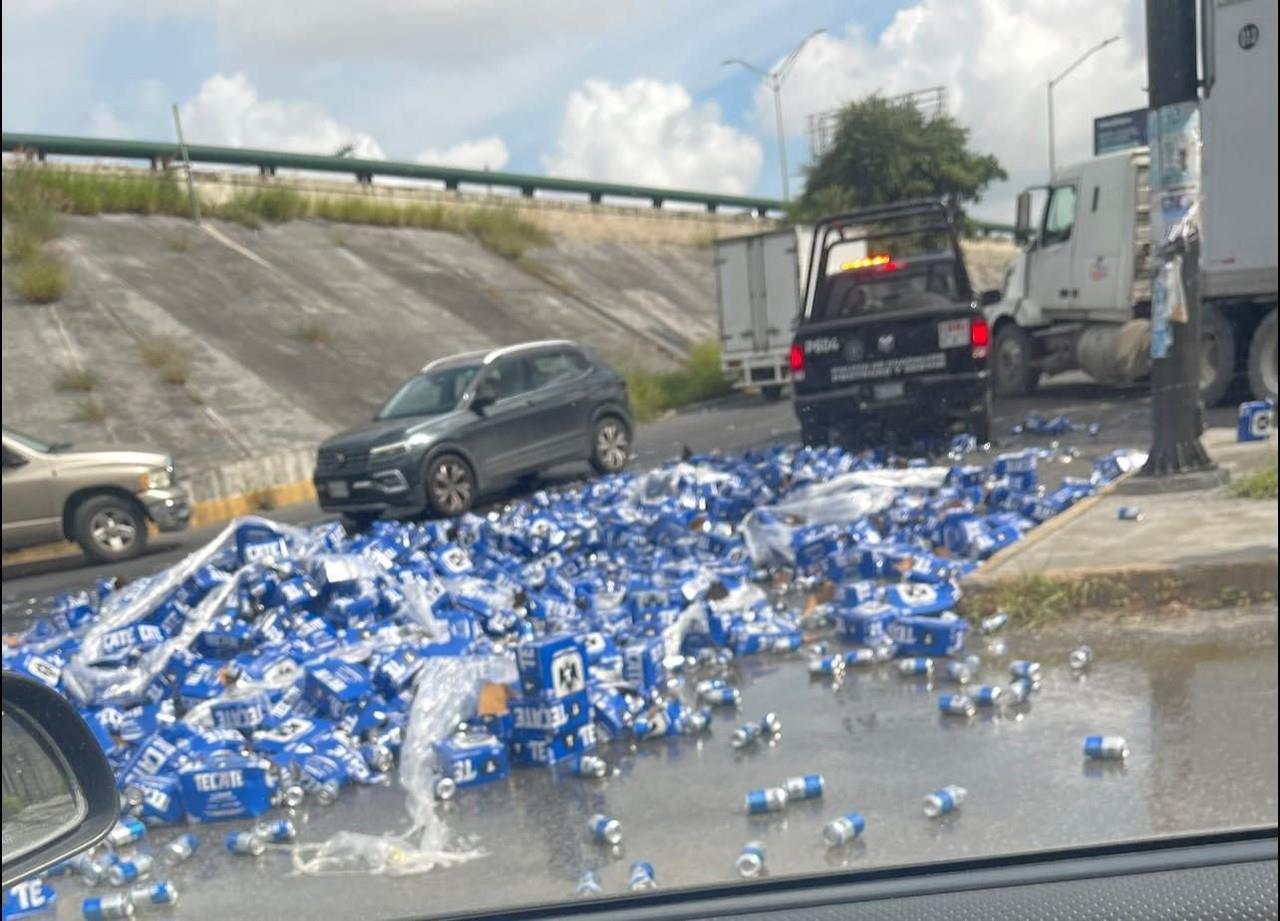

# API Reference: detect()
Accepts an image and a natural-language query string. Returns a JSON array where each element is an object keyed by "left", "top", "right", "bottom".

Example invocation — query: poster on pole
[{"left": 1147, "top": 100, "right": 1201, "bottom": 359}]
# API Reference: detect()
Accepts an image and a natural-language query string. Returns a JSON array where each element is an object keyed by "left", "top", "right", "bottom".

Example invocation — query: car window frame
[
  {"left": 481, "top": 354, "right": 536, "bottom": 402},
  {"left": 527, "top": 347, "right": 592, "bottom": 391}
]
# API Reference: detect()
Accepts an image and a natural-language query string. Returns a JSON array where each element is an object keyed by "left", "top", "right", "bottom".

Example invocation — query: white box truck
[
  {"left": 985, "top": 0, "right": 1277, "bottom": 403},
  {"left": 714, "top": 226, "right": 826, "bottom": 400}
]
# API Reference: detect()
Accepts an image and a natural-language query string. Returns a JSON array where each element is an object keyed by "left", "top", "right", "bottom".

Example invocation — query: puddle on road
[{"left": 43, "top": 607, "right": 1278, "bottom": 921}]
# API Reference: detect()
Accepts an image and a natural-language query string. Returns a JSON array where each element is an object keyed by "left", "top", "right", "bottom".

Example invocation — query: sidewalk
[{"left": 963, "top": 425, "right": 1278, "bottom": 611}]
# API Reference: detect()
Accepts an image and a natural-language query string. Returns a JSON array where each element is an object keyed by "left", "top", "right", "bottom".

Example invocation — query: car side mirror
[
  {"left": 1014, "top": 190, "right": 1033, "bottom": 245},
  {"left": 1, "top": 673, "right": 119, "bottom": 888},
  {"left": 471, "top": 382, "right": 497, "bottom": 414},
  {"left": 979, "top": 289, "right": 1002, "bottom": 307}
]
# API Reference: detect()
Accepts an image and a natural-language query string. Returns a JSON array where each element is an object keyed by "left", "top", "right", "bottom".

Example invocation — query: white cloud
[
  {"left": 544, "top": 78, "right": 763, "bottom": 193},
  {"left": 757, "top": 0, "right": 1147, "bottom": 219},
  {"left": 415, "top": 137, "right": 510, "bottom": 171},
  {"left": 178, "top": 72, "right": 385, "bottom": 158}
]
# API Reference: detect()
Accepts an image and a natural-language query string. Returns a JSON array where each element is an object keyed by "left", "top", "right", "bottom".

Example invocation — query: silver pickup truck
[{"left": 2, "top": 427, "right": 191, "bottom": 562}]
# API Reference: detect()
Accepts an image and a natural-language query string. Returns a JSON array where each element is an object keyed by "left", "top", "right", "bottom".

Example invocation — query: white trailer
[
  {"left": 713, "top": 226, "right": 820, "bottom": 400},
  {"left": 986, "top": 0, "right": 1277, "bottom": 403}
]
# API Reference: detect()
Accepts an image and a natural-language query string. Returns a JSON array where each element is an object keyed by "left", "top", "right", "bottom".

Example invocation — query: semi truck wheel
[
  {"left": 1248, "top": 308, "right": 1277, "bottom": 402},
  {"left": 991, "top": 324, "right": 1040, "bottom": 396},
  {"left": 1199, "top": 306, "right": 1236, "bottom": 406}
]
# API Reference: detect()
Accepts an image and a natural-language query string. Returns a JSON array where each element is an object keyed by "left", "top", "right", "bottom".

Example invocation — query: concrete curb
[
  {"left": 1, "top": 478, "right": 317, "bottom": 569},
  {"left": 959, "top": 556, "right": 1278, "bottom": 616}
]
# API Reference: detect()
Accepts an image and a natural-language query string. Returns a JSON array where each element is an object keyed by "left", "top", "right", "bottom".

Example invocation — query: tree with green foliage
[{"left": 790, "top": 95, "right": 1006, "bottom": 222}]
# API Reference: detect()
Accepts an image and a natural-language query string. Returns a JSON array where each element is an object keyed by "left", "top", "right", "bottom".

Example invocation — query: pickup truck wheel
[
  {"left": 992, "top": 325, "right": 1041, "bottom": 396},
  {"left": 1247, "top": 309, "right": 1277, "bottom": 402},
  {"left": 72, "top": 494, "right": 148, "bottom": 563},
  {"left": 1199, "top": 306, "right": 1236, "bottom": 406}
]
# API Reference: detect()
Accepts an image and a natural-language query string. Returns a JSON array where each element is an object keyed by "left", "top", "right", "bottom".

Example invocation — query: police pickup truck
[{"left": 789, "top": 201, "right": 994, "bottom": 448}]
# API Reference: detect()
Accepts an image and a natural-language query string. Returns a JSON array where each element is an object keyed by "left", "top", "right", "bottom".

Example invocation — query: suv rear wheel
[
  {"left": 72, "top": 494, "right": 148, "bottom": 563},
  {"left": 424, "top": 454, "right": 475, "bottom": 517},
  {"left": 589, "top": 417, "right": 630, "bottom": 475}
]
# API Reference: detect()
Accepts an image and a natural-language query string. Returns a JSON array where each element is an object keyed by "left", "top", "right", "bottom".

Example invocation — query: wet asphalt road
[
  {"left": 35, "top": 606, "right": 1278, "bottom": 921},
  {"left": 3, "top": 372, "right": 1228, "bottom": 627}
]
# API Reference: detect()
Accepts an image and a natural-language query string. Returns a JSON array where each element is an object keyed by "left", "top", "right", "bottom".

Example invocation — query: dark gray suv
[{"left": 314, "top": 340, "right": 632, "bottom": 524}]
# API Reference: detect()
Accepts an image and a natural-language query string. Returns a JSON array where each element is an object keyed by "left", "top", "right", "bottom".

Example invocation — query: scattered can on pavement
[
  {"left": 1009, "top": 660, "right": 1040, "bottom": 680},
  {"left": 979, "top": 612, "right": 1009, "bottom": 634},
  {"left": 255, "top": 819, "right": 296, "bottom": 843},
  {"left": 628, "top": 861, "right": 657, "bottom": 891},
  {"left": 1084, "top": 735, "right": 1129, "bottom": 761},
  {"left": 576, "top": 755, "right": 609, "bottom": 778},
  {"left": 106, "top": 818, "right": 146, "bottom": 849},
  {"left": 225, "top": 832, "right": 265, "bottom": 857},
  {"left": 128, "top": 881, "right": 179, "bottom": 909},
  {"left": 576, "top": 870, "right": 603, "bottom": 897},
  {"left": 822, "top": 811, "right": 866, "bottom": 846},
  {"left": 971, "top": 685, "right": 1002, "bottom": 707},
  {"left": 923, "top": 785, "right": 967, "bottom": 818},
  {"left": 783, "top": 774, "right": 824, "bottom": 801},
  {"left": 1069, "top": 646, "right": 1094, "bottom": 670},
  {"left": 588, "top": 813, "right": 623, "bottom": 845},
  {"left": 107, "top": 855, "right": 153, "bottom": 887},
  {"left": 433, "top": 776, "right": 457, "bottom": 801},
  {"left": 736, "top": 841, "right": 766, "bottom": 878},
  {"left": 938, "top": 694, "right": 976, "bottom": 718},
  {"left": 1117, "top": 506, "right": 1143, "bottom": 521},
  {"left": 161, "top": 833, "right": 199, "bottom": 866},
  {"left": 943, "top": 661, "right": 973, "bottom": 684},
  {"left": 897, "top": 658, "right": 934, "bottom": 677},
  {"left": 744, "top": 787, "right": 789, "bottom": 815},
  {"left": 81, "top": 894, "right": 134, "bottom": 920}
]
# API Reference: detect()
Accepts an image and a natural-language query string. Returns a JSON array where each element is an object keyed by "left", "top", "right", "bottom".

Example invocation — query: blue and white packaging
[
  {"left": 3, "top": 878, "right": 56, "bottom": 919},
  {"left": 516, "top": 633, "right": 588, "bottom": 699},
  {"left": 304, "top": 660, "right": 372, "bottom": 719},
  {"left": 509, "top": 723, "right": 597, "bottom": 767},
  {"left": 434, "top": 730, "right": 509, "bottom": 787},
  {"left": 131, "top": 773, "right": 185, "bottom": 825},
  {"left": 235, "top": 522, "right": 291, "bottom": 566},
  {"left": 1238, "top": 399, "right": 1275, "bottom": 442},
  {"left": 508, "top": 690, "right": 590, "bottom": 741},
  {"left": 210, "top": 692, "right": 271, "bottom": 732},
  {"left": 887, "top": 613, "right": 969, "bottom": 657},
  {"left": 622, "top": 637, "right": 665, "bottom": 691},
  {"left": 177, "top": 756, "right": 273, "bottom": 822},
  {"left": 836, "top": 601, "right": 898, "bottom": 644},
  {"left": 882, "top": 581, "right": 957, "bottom": 616}
]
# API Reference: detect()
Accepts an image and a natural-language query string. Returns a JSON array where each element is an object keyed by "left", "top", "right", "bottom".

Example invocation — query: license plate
[
  {"left": 937, "top": 318, "right": 971, "bottom": 349},
  {"left": 327, "top": 480, "right": 349, "bottom": 499},
  {"left": 874, "top": 382, "right": 905, "bottom": 400}
]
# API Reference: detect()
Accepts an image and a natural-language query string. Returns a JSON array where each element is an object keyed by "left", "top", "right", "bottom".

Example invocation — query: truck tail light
[
  {"left": 970, "top": 318, "right": 990, "bottom": 360},
  {"left": 788, "top": 343, "right": 806, "bottom": 382}
]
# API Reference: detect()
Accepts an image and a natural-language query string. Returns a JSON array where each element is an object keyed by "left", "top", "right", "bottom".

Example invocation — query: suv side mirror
[
  {"left": 1, "top": 673, "right": 119, "bottom": 887},
  {"left": 979, "top": 289, "right": 1003, "bottom": 307},
  {"left": 1015, "top": 190, "right": 1033, "bottom": 245},
  {"left": 471, "top": 380, "right": 497, "bottom": 414}
]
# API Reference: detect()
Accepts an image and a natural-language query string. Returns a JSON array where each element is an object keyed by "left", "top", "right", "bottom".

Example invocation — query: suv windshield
[{"left": 376, "top": 365, "right": 480, "bottom": 420}]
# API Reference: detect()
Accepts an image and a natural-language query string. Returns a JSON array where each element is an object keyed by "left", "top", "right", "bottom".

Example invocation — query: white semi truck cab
[{"left": 986, "top": 0, "right": 1276, "bottom": 403}]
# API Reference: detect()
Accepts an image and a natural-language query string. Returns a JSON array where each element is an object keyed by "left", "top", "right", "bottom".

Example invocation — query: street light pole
[
  {"left": 1047, "top": 34, "right": 1120, "bottom": 177},
  {"left": 725, "top": 28, "right": 825, "bottom": 202}
]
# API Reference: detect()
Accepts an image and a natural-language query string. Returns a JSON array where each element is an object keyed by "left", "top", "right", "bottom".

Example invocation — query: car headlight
[
  {"left": 142, "top": 467, "right": 172, "bottom": 489},
  {"left": 370, "top": 433, "right": 432, "bottom": 460}
]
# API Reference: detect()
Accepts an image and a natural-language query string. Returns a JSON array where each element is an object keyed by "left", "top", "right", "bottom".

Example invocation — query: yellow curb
[{"left": 1, "top": 479, "right": 317, "bottom": 570}]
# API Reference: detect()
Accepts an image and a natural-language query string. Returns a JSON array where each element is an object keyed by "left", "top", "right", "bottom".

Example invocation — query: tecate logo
[{"left": 804, "top": 337, "right": 841, "bottom": 355}]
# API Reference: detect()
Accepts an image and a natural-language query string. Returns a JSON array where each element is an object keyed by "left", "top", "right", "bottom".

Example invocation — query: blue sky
[{"left": 2, "top": 1, "right": 1147, "bottom": 219}]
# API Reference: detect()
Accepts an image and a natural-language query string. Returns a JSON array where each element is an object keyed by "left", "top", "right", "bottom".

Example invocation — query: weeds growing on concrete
[
  {"left": 291, "top": 318, "right": 333, "bottom": 346},
  {"left": 54, "top": 366, "right": 99, "bottom": 392},
  {"left": 139, "top": 335, "right": 193, "bottom": 386},
  {"left": 461, "top": 208, "right": 551, "bottom": 260},
  {"left": 13, "top": 167, "right": 190, "bottom": 217},
  {"left": 7, "top": 254, "right": 70, "bottom": 303},
  {"left": 1228, "top": 463, "right": 1278, "bottom": 500},
  {"left": 247, "top": 487, "right": 277, "bottom": 512},
  {"left": 164, "top": 231, "right": 193, "bottom": 252},
  {"left": 624, "top": 341, "right": 733, "bottom": 423},
  {"left": 73, "top": 397, "right": 109, "bottom": 424}
]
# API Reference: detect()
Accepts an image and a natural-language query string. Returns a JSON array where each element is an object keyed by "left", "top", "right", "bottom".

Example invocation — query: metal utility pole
[
  {"left": 171, "top": 104, "right": 201, "bottom": 224},
  {"left": 1047, "top": 35, "right": 1119, "bottom": 176},
  {"left": 724, "top": 28, "right": 825, "bottom": 202},
  {"left": 1140, "top": 0, "right": 1213, "bottom": 477}
]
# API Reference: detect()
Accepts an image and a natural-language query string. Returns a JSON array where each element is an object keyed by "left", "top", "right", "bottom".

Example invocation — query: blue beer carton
[
  {"left": 509, "top": 723, "right": 598, "bottom": 767},
  {"left": 516, "top": 633, "right": 589, "bottom": 699},
  {"left": 1238, "top": 400, "right": 1275, "bottom": 442},
  {"left": 3, "top": 878, "right": 56, "bottom": 919},
  {"left": 177, "top": 755, "right": 274, "bottom": 822},
  {"left": 434, "top": 730, "right": 508, "bottom": 788},
  {"left": 622, "top": 637, "right": 666, "bottom": 691},
  {"left": 837, "top": 601, "right": 899, "bottom": 644},
  {"left": 235, "top": 522, "right": 291, "bottom": 566},
  {"left": 882, "top": 581, "right": 957, "bottom": 616},
  {"left": 887, "top": 613, "right": 969, "bottom": 656},
  {"left": 304, "top": 660, "right": 372, "bottom": 719},
  {"left": 209, "top": 692, "right": 271, "bottom": 732},
  {"left": 132, "top": 773, "right": 185, "bottom": 825},
  {"left": 508, "top": 690, "right": 590, "bottom": 741}
]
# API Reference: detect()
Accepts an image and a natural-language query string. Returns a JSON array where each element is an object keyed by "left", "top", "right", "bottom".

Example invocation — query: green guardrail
[
  {"left": 1, "top": 132, "right": 781, "bottom": 215},
  {"left": 1, "top": 131, "right": 1016, "bottom": 235}
]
